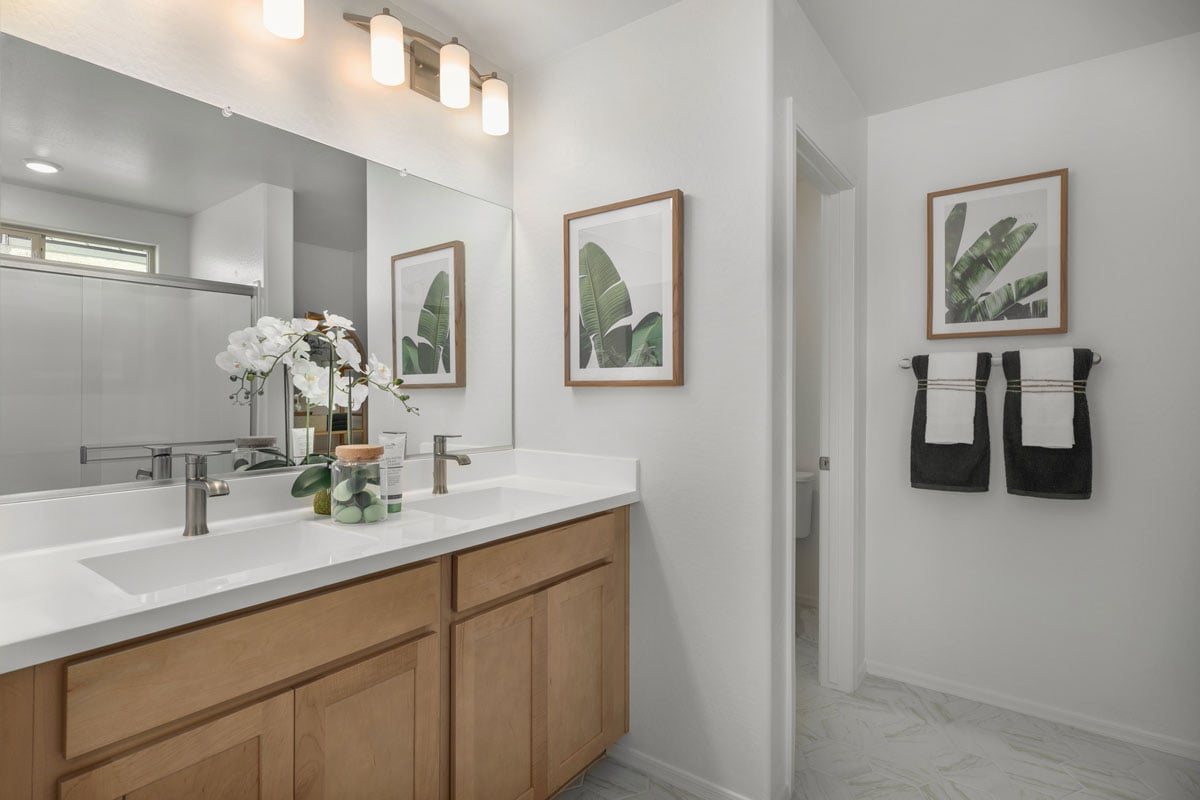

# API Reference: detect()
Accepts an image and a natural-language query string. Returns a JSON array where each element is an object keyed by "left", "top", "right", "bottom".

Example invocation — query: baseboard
[
  {"left": 606, "top": 744, "right": 758, "bottom": 800},
  {"left": 865, "top": 659, "right": 1200, "bottom": 762}
]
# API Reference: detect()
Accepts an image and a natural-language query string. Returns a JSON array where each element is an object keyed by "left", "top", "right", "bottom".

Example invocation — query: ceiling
[
  {"left": 795, "top": 0, "right": 1200, "bottom": 114},
  {"left": 333, "top": 0, "right": 682, "bottom": 73},
  {"left": 0, "top": 35, "right": 367, "bottom": 252}
]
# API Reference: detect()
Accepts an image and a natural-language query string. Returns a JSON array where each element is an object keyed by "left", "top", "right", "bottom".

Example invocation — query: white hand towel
[
  {"left": 1020, "top": 347, "right": 1075, "bottom": 448},
  {"left": 925, "top": 352, "right": 978, "bottom": 445}
]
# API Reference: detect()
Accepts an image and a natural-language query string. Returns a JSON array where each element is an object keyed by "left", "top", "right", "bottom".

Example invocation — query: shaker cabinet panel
[
  {"left": 453, "top": 594, "right": 547, "bottom": 800},
  {"left": 295, "top": 634, "right": 440, "bottom": 800},
  {"left": 57, "top": 692, "right": 292, "bottom": 800},
  {"left": 1, "top": 667, "right": 34, "bottom": 800},
  {"left": 546, "top": 565, "right": 623, "bottom": 791}
]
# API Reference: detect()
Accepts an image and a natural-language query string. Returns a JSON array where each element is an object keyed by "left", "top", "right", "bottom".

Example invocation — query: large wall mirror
[{"left": 0, "top": 34, "right": 513, "bottom": 500}]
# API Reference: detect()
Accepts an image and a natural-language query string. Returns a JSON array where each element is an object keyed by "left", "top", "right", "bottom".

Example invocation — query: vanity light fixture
[
  {"left": 481, "top": 75, "right": 509, "bottom": 136},
  {"left": 370, "top": 10, "right": 406, "bottom": 86},
  {"left": 263, "top": 0, "right": 304, "bottom": 39},
  {"left": 24, "top": 158, "right": 62, "bottom": 174},
  {"left": 343, "top": 10, "right": 510, "bottom": 136},
  {"left": 439, "top": 38, "right": 471, "bottom": 109}
]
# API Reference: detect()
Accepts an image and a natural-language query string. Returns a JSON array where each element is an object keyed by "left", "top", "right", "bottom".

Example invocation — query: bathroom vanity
[{"left": 0, "top": 452, "right": 638, "bottom": 800}]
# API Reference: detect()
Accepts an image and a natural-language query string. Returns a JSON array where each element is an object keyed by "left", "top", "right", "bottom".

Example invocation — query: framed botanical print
[
  {"left": 564, "top": 189, "right": 683, "bottom": 386},
  {"left": 391, "top": 241, "right": 465, "bottom": 388},
  {"left": 928, "top": 169, "right": 1067, "bottom": 339}
]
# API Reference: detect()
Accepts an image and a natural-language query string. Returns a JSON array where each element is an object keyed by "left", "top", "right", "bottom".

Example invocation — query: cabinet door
[
  {"left": 295, "top": 635, "right": 440, "bottom": 800},
  {"left": 453, "top": 594, "right": 547, "bottom": 800},
  {"left": 546, "top": 565, "right": 624, "bottom": 791},
  {"left": 57, "top": 692, "right": 292, "bottom": 800}
]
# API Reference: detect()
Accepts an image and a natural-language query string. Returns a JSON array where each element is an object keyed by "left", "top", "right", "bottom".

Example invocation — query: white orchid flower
[
  {"left": 323, "top": 310, "right": 355, "bottom": 330},
  {"left": 333, "top": 336, "right": 361, "bottom": 369},
  {"left": 255, "top": 316, "right": 290, "bottom": 338},
  {"left": 292, "top": 361, "right": 330, "bottom": 405},
  {"left": 291, "top": 317, "right": 319, "bottom": 334},
  {"left": 334, "top": 373, "right": 369, "bottom": 411},
  {"left": 228, "top": 327, "right": 260, "bottom": 350},
  {"left": 366, "top": 354, "right": 392, "bottom": 383},
  {"left": 215, "top": 345, "right": 253, "bottom": 374}
]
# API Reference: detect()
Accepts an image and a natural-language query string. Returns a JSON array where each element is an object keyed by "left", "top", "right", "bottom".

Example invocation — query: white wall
[
  {"left": 0, "top": 0, "right": 512, "bottom": 208},
  {"left": 366, "top": 163, "right": 513, "bottom": 457},
  {"left": 513, "top": 1, "right": 776, "bottom": 796},
  {"left": 190, "top": 184, "right": 294, "bottom": 439},
  {"left": 293, "top": 241, "right": 362, "bottom": 340},
  {"left": 864, "top": 33, "right": 1200, "bottom": 757},
  {"left": 0, "top": 183, "right": 191, "bottom": 275}
]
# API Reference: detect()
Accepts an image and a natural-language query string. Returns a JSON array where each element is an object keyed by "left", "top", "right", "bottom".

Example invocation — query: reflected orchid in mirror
[{"left": 215, "top": 314, "right": 418, "bottom": 416}]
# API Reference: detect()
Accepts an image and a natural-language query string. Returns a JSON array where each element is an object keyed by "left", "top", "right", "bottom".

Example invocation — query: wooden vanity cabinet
[
  {"left": 295, "top": 635, "right": 441, "bottom": 800},
  {"left": 452, "top": 509, "right": 629, "bottom": 800},
  {"left": 0, "top": 506, "right": 630, "bottom": 800},
  {"left": 57, "top": 692, "right": 294, "bottom": 800}
]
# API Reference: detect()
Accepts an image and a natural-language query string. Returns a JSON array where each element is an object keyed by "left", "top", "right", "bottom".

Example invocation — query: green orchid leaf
[
  {"left": 627, "top": 312, "right": 663, "bottom": 367},
  {"left": 945, "top": 203, "right": 966, "bottom": 283},
  {"left": 244, "top": 459, "right": 290, "bottom": 472},
  {"left": 578, "top": 242, "right": 633, "bottom": 368},
  {"left": 290, "top": 464, "right": 331, "bottom": 497}
]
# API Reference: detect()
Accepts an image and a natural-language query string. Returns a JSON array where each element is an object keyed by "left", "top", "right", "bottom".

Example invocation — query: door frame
[{"left": 779, "top": 96, "right": 865, "bottom": 783}]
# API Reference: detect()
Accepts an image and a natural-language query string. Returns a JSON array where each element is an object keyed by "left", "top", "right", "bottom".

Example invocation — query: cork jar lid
[{"left": 335, "top": 444, "right": 385, "bottom": 462}]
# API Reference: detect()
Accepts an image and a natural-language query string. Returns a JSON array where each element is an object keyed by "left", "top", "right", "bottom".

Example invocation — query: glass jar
[{"left": 331, "top": 444, "right": 388, "bottom": 524}]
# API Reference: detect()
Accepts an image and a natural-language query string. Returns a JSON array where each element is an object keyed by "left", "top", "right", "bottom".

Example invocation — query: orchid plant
[
  {"left": 216, "top": 312, "right": 418, "bottom": 508},
  {"left": 216, "top": 311, "right": 416, "bottom": 417}
]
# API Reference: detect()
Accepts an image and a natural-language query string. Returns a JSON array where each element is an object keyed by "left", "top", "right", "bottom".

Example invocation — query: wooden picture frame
[
  {"left": 391, "top": 241, "right": 465, "bottom": 389},
  {"left": 564, "top": 189, "right": 684, "bottom": 386},
  {"left": 927, "top": 168, "right": 1067, "bottom": 339}
]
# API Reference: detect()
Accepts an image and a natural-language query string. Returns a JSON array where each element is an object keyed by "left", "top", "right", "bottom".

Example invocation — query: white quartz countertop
[{"left": 0, "top": 450, "right": 638, "bottom": 673}]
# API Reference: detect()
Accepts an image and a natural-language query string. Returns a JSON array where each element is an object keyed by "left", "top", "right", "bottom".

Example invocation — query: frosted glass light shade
[
  {"left": 481, "top": 78, "right": 509, "bottom": 136},
  {"left": 440, "top": 40, "right": 471, "bottom": 109},
  {"left": 370, "top": 13, "right": 406, "bottom": 86},
  {"left": 263, "top": 0, "right": 304, "bottom": 39}
]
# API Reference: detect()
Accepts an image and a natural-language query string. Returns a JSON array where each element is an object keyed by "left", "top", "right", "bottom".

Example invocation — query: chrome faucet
[
  {"left": 432, "top": 434, "right": 472, "bottom": 495},
  {"left": 183, "top": 453, "right": 230, "bottom": 537},
  {"left": 136, "top": 445, "right": 174, "bottom": 481}
]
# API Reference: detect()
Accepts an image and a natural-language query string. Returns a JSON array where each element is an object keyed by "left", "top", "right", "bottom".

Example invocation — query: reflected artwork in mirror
[{"left": 0, "top": 34, "right": 513, "bottom": 500}]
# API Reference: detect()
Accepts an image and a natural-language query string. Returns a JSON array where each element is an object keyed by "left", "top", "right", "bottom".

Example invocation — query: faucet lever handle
[{"left": 433, "top": 434, "right": 463, "bottom": 454}]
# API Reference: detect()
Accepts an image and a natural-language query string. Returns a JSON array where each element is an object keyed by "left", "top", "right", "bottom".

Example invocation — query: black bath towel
[
  {"left": 909, "top": 353, "right": 991, "bottom": 492},
  {"left": 1002, "top": 348, "right": 1094, "bottom": 499}
]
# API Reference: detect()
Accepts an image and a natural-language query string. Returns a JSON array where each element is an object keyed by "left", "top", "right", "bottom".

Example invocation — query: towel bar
[{"left": 898, "top": 353, "right": 1101, "bottom": 370}]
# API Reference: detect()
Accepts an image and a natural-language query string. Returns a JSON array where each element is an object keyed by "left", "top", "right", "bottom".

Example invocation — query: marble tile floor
[
  {"left": 793, "top": 638, "right": 1200, "bottom": 800},
  {"left": 553, "top": 639, "right": 1200, "bottom": 800},
  {"left": 553, "top": 758, "right": 706, "bottom": 800}
]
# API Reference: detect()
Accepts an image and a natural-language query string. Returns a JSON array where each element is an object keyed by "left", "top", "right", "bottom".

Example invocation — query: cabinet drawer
[
  {"left": 64, "top": 562, "right": 439, "bottom": 759},
  {"left": 453, "top": 512, "right": 616, "bottom": 611}
]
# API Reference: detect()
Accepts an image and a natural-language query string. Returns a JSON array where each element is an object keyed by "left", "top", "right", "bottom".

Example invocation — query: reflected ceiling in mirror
[{"left": 0, "top": 34, "right": 513, "bottom": 502}]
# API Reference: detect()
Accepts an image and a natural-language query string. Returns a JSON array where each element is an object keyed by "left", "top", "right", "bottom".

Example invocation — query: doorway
[{"left": 777, "top": 101, "right": 864, "bottom": 794}]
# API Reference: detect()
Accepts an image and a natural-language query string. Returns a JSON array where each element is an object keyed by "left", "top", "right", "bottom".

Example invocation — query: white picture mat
[
  {"left": 394, "top": 247, "right": 458, "bottom": 386},
  {"left": 568, "top": 197, "right": 675, "bottom": 381},
  {"left": 930, "top": 174, "right": 1062, "bottom": 336}
]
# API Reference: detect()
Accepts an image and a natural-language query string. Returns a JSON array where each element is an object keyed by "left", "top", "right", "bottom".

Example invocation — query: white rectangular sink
[
  {"left": 406, "top": 487, "right": 562, "bottom": 521},
  {"left": 81, "top": 522, "right": 375, "bottom": 595}
]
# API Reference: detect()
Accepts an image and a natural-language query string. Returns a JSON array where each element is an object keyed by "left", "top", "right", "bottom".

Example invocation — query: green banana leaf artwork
[
  {"left": 944, "top": 202, "right": 1047, "bottom": 323},
  {"left": 577, "top": 241, "right": 663, "bottom": 369},
  {"left": 401, "top": 269, "right": 451, "bottom": 374}
]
